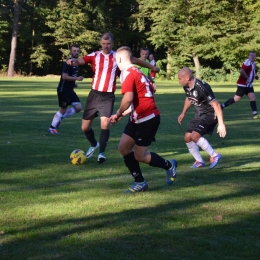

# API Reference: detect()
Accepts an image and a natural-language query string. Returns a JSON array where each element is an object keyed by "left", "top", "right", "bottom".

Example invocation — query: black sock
[
  {"left": 99, "top": 129, "right": 109, "bottom": 153},
  {"left": 223, "top": 97, "right": 235, "bottom": 108},
  {"left": 124, "top": 151, "right": 144, "bottom": 182},
  {"left": 250, "top": 101, "right": 257, "bottom": 114},
  {"left": 149, "top": 152, "right": 171, "bottom": 170},
  {"left": 84, "top": 128, "right": 97, "bottom": 147}
]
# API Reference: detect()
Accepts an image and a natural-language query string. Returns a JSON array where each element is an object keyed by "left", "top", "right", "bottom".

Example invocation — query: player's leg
[
  {"left": 184, "top": 118, "right": 205, "bottom": 167},
  {"left": 134, "top": 116, "right": 177, "bottom": 185},
  {"left": 62, "top": 102, "right": 82, "bottom": 119},
  {"left": 82, "top": 90, "right": 100, "bottom": 158},
  {"left": 96, "top": 92, "right": 115, "bottom": 163},
  {"left": 118, "top": 128, "right": 148, "bottom": 192},
  {"left": 248, "top": 90, "right": 259, "bottom": 118},
  {"left": 191, "top": 119, "right": 222, "bottom": 169},
  {"left": 48, "top": 91, "right": 67, "bottom": 134},
  {"left": 221, "top": 87, "right": 243, "bottom": 108}
]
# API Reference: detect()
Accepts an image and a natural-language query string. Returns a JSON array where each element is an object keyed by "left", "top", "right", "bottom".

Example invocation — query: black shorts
[
  {"left": 57, "top": 88, "right": 80, "bottom": 108},
  {"left": 123, "top": 115, "right": 160, "bottom": 147},
  {"left": 235, "top": 86, "right": 255, "bottom": 97},
  {"left": 187, "top": 115, "right": 217, "bottom": 136},
  {"left": 83, "top": 89, "right": 115, "bottom": 119}
]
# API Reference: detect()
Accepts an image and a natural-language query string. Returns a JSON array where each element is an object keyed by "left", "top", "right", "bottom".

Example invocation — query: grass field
[{"left": 0, "top": 77, "right": 260, "bottom": 260}]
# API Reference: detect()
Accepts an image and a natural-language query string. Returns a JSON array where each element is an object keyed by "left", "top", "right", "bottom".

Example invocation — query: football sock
[
  {"left": 149, "top": 152, "right": 171, "bottom": 170},
  {"left": 50, "top": 111, "right": 63, "bottom": 128},
  {"left": 99, "top": 129, "right": 109, "bottom": 153},
  {"left": 62, "top": 107, "right": 76, "bottom": 118},
  {"left": 222, "top": 97, "right": 235, "bottom": 108},
  {"left": 186, "top": 141, "right": 204, "bottom": 162},
  {"left": 250, "top": 101, "right": 257, "bottom": 115},
  {"left": 196, "top": 137, "right": 217, "bottom": 157},
  {"left": 124, "top": 151, "right": 144, "bottom": 182},
  {"left": 84, "top": 128, "right": 97, "bottom": 147}
]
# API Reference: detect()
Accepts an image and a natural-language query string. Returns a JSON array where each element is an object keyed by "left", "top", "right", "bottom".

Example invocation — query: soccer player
[
  {"left": 177, "top": 67, "right": 226, "bottom": 169},
  {"left": 221, "top": 51, "right": 259, "bottom": 118},
  {"left": 67, "top": 33, "right": 159, "bottom": 163},
  {"left": 110, "top": 46, "right": 177, "bottom": 193},
  {"left": 48, "top": 44, "right": 83, "bottom": 134}
]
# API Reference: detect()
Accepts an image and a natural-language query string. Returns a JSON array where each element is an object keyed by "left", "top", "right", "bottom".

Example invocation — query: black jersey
[
  {"left": 57, "top": 58, "right": 79, "bottom": 92},
  {"left": 184, "top": 78, "right": 216, "bottom": 116}
]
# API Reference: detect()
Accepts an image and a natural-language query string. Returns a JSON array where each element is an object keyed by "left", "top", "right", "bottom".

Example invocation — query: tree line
[{"left": 0, "top": 0, "right": 259, "bottom": 80}]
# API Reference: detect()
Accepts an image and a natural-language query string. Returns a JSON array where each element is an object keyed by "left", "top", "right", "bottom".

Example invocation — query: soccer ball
[{"left": 70, "top": 149, "right": 86, "bottom": 165}]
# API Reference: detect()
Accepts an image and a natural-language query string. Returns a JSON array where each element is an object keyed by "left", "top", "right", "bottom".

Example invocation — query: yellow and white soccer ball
[{"left": 70, "top": 149, "right": 86, "bottom": 165}]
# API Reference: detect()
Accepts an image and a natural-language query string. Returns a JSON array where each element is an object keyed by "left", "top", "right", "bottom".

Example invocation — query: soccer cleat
[
  {"left": 190, "top": 161, "right": 206, "bottom": 168},
  {"left": 85, "top": 142, "right": 100, "bottom": 158},
  {"left": 124, "top": 181, "right": 148, "bottom": 193},
  {"left": 97, "top": 152, "right": 106, "bottom": 163},
  {"left": 209, "top": 153, "right": 222, "bottom": 169},
  {"left": 48, "top": 128, "right": 59, "bottom": 134},
  {"left": 166, "top": 159, "right": 177, "bottom": 184},
  {"left": 253, "top": 114, "right": 260, "bottom": 119}
]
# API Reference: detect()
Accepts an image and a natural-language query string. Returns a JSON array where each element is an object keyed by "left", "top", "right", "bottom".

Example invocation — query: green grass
[{"left": 0, "top": 77, "right": 260, "bottom": 260}]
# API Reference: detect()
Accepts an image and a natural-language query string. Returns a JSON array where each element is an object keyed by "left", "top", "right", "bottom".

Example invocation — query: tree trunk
[
  {"left": 7, "top": 0, "right": 20, "bottom": 77},
  {"left": 193, "top": 53, "right": 201, "bottom": 79}
]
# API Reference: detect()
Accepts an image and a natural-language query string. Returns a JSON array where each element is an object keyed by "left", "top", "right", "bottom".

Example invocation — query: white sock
[
  {"left": 63, "top": 107, "right": 76, "bottom": 118},
  {"left": 196, "top": 137, "right": 217, "bottom": 157},
  {"left": 186, "top": 141, "right": 204, "bottom": 162},
  {"left": 51, "top": 111, "right": 63, "bottom": 128}
]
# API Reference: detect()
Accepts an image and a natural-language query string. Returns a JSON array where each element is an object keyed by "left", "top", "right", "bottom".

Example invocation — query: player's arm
[
  {"left": 240, "top": 68, "right": 248, "bottom": 80},
  {"left": 178, "top": 97, "right": 191, "bottom": 125},
  {"left": 110, "top": 92, "right": 133, "bottom": 123},
  {"left": 132, "top": 56, "right": 160, "bottom": 73},
  {"left": 66, "top": 58, "right": 86, "bottom": 66},
  {"left": 62, "top": 73, "right": 84, "bottom": 81},
  {"left": 210, "top": 100, "right": 226, "bottom": 138}
]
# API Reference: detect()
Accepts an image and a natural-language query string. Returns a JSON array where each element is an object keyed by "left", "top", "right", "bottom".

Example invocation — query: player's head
[
  {"left": 248, "top": 51, "right": 256, "bottom": 62},
  {"left": 140, "top": 47, "right": 149, "bottom": 61},
  {"left": 178, "top": 67, "right": 194, "bottom": 87},
  {"left": 116, "top": 46, "right": 132, "bottom": 71},
  {"left": 70, "top": 44, "right": 80, "bottom": 58},
  {"left": 149, "top": 54, "right": 154, "bottom": 61},
  {"left": 100, "top": 32, "right": 114, "bottom": 54}
]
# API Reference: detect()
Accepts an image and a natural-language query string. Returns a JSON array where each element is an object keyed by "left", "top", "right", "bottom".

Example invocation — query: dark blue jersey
[
  {"left": 57, "top": 58, "right": 79, "bottom": 92},
  {"left": 183, "top": 78, "right": 216, "bottom": 116}
]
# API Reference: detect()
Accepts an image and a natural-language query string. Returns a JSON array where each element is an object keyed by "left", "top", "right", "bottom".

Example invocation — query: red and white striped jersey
[
  {"left": 237, "top": 59, "right": 256, "bottom": 87},
  {"left": 82, "top": 50, "right": 119, "bottom": 92},
  {"left": 120, "top": 65, "right": 159, "bottom": 123}
]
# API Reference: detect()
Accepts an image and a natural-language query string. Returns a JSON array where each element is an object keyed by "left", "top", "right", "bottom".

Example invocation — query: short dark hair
[
  {"left": 140, "top": 47, "right": 149, "bottom": 52},
  {"left": 101, "top": 32, "right": 114, "bottom": 43},
  {"left": 70, "top": 44, "right": 80, "bottom": 51}
]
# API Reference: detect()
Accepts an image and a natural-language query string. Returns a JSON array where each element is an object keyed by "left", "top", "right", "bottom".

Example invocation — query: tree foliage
[{"left": 0, "top": 0, "right": 259, "bottom": 78}]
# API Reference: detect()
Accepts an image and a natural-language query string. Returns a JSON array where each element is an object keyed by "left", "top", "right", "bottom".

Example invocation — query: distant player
[
  {"left": 178, "top": 67, "right": 226, "bottom": 169},
  {"left": 221, "top": 51, "right": 259, "bottom": 118},
  {"left": 48, "top": 44, "right": 83, "bottom": 134}
]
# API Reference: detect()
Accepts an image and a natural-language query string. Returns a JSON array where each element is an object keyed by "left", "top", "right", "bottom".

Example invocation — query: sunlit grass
[{"left": 0, "top": 78, "right": 259, "bottom": 260}]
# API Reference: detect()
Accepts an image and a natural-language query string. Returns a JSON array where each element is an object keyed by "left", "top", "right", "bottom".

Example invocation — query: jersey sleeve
[
  {"left": 82, "top": 52, "right": 95, "bottom": 64},
  {"left": 121, "top": 70, "right": 135, "bottom": 94},
  {"left": 62, "top": 61, "right": 71, "bottom": 74},
  {"left": 196, "top": 81, "right": 216, "bottom": 104}
]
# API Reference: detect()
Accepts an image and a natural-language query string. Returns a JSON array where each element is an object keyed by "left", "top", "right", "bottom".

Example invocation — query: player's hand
[
  {"left": 67, "top": 59, "right": 78, "bottom": 66},
  {"left": 178, "top": 114, "right": 185, "bottom": 125},
  {"left": 77, "top": 76, "right": 84, "bottom": 81},
  {"left": 109, "top": 114, "right": 119, "bottom": 125},
  {"left": 154, "top": 67, "right": 160, "bottom": 73},
  {"left": 217, "top": 124, "right": 226, "bottom": 138}
]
